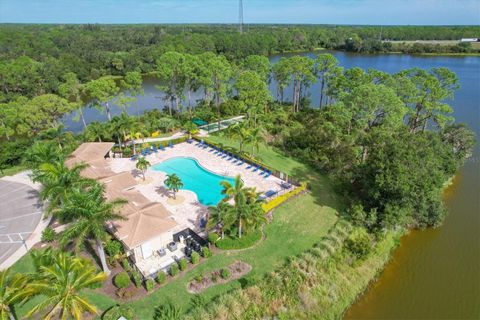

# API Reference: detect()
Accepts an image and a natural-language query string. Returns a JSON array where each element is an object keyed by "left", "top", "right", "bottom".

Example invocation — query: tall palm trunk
[
  {"left": 8, "top": 307, "right": 15, "bottom": 320},
  {"left": 169, "top": 97, "right": 174, "bottom": 117},
  {"left": 238, "top": 219, "right": 242, "bottom": 239},
  {"left": 79, "top": 108, "right": 87, "bottom": 129},
  {"left": 188, "top": 89, "right": 192, "bottom": 119},
  {"left": 104, "top": 102, "right": 112, "bottom": 121},
  {"left": 319, "top": 78, "right": 326, "bottom": 107},
  {"left": 96, "top": 238, "right": 110, "bottom": 275}
]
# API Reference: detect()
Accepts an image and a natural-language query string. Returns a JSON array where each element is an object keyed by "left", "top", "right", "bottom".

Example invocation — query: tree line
[{"left": 1, "top": 24, "right": 480, "bottom": 100}]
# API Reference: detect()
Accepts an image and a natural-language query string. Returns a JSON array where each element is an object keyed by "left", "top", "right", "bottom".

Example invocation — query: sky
[{"left": 0, "top": 0, "right": 479, "bottom": 25}]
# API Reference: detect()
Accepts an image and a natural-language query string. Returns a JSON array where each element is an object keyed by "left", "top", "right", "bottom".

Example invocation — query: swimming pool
[{"left": 151, "top": 157, "right": 235, "bottom": 206}]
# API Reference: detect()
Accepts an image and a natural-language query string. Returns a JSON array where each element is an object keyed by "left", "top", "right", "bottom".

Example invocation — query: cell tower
[{"left": 239, "top": 0, "right": 244, "bottom": 34}]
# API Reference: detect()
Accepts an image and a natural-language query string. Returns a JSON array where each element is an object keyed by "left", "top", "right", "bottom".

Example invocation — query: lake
[{"left": 67, "top": 51, "right": 480, "bottom": 319}]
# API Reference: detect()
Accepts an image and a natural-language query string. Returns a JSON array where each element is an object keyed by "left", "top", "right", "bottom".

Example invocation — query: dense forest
[{"left": 1, "top": 24, "right": 479, "bottom": 101}]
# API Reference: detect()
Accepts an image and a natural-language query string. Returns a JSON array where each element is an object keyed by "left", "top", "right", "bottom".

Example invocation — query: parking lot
[{"left": 0, "top": 180, "right": 43, "bottom": 266}]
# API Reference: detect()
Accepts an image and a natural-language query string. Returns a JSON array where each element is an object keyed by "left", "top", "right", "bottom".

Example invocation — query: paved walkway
[
  {"left": 132, "top": 131, "right": 186, "bottom": 145},
  {"left": 0, "top": 171, "right": 48, "bottom": 270}
]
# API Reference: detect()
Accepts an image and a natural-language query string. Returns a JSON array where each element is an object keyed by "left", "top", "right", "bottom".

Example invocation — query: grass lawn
[
  {"left": 0, "top": 164, "right": 27, "bottom": 178},
  {"left": 12, "top": 136, "right": 341, "bottom": 319}
]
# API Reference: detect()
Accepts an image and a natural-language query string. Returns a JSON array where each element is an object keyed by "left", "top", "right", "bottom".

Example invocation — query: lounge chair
[
  {"left": 246, "top": 162, "right": 253, "bottom": 169},
  {"left": 152, "top": 146, "right": 158, "bottom": 153},
  {"left": 237, "top": 159, "right": 244, "bottom": 166},
  {"left": 159, "top": 145, "right": 165, "bottom": 151},
  {"left": 130, "top": 154, "right": 138, "bottom": 161},
  {"left": 281, "top": 182, "right": 292, "bottom": 189},
  {"left": 264, "top": 170, "right": 271, "bottom": 178},
  {"left": 253, "top": 165, "right": 260, "bottom": 172},
  {"left": 222, "top": 152, "right": 228, "bottom": 159},
  {"left": 169, "top": 142, "right": 174, "bottom": 148},
  {"left": 259, "top": 168, "right": 267, "bottom": 175},
  {"left": 227, "top": 153, "right": 233, "bottom": 160},
  {"left": 232, "top": 156, "right": 238, "bottom": 163},
  {"left": 187, "top": 139, "right": 193, "bottom": 144},
  {"left": 264, "top": 190, "right": 277, "bottom": 198}
]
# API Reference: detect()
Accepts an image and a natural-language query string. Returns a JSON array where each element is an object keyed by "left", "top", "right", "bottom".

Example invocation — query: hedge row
[{"left": 261, "top": 184, "right": 307, "bottom": 213}]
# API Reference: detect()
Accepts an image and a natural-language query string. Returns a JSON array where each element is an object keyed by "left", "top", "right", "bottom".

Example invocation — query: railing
[{"left": 198, "top": 115, "right": 245, "bottom": 133}]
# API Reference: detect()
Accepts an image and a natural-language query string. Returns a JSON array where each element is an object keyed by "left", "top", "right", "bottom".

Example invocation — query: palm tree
[
  {"left": 220, "top": 175, "right": 264, "bottom": 238},
  {"left": 23, "top": 141, "right": 63, "bottom": 169},
  {"left": 57, "top": 183, "right": 127, "bottom": 275},
  {"left": 37, "top": 124, "right": 71, "bottom": 151},
  {"left": 136, "top": 157, "right": 150, "bottom": 181},
  {"left": 220, "top": 175, "right": 248, "bottom": 205},
  {"left": 247, "top": 127, "right": 265, "bottom": 157},
  {"left": 111, "top": 112, "right": 134, "bottom": 147},
  {"left": 84, "top": 121, "right": 106, "bottom": 142},
  {"left": 207, "top": 202, "right": 235, "bottom": 239},
  {"left": 27, "top": 250, "right": 106, "bottom": 320},
  {"left": 32, "top": 161, "right": 94, "bottom": 215},
  {"left": 125, "top": 128, "right": 146, "bottom": 155},
  {"left": 164, "top": 174, "right": 183, "bottom": 199},
  {"left": 225, "top": 122, "right": 250, "bottom": 153},
  {"left": 182, "top": 121, "right": 198, "bottom": 139},
  {"left": 0, "top": 269, "right": 32, "bottom": 320}
]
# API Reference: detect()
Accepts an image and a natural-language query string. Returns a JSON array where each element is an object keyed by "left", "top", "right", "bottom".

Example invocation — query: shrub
[
  {"left": 220, "top": 268, "right": 230, "bottom": 280},
  {"left": 121, "top": 259, "right": 131, "bottom": 271},
  {"left": 145, "top": 279, "right": 155, "bottom": 292},
  {"left": 114, "top": 272, "right": 131, "bottom": 289},
  {"left": 170, "top": 263, "right": 179, "bottom": 277},
  {"left": 190, "top": 251, "right": 200, "bottom": 264},
  {"left": 115, "top": 287, "right": 136, "bottom": 299},
  {"left": 201, "top": 247, "right": 211, "bottom": 258},
  {"left": 122, "top": 147, "right": 133, "bottom": 157},
  {"left": 178, "top": 258, "right": 188, "bottom": 271},
  {"left": 41, "top": 226, "right": 56, "bottom": 243},
  {"left": 102, "top": 304, "right": 135, "bottom": 320},
  {"left": 210, "top": 272, "right": 219, "bottom": 283},
  {"left": 207, "top": 232, "right": 220, "bottom": 244},
  {"left": 153, "top": 301, "right": 182, "bottom": 320},
  {"left": 156, "top": 271, "right": 167, "bottom": 284},
  {"left": 194, "top": 273, "right": 204, "bottom": 282},
  {"left": 345, "top": 227, "right": 373, "bottom": 260},
  {"left": 105, "top": 239, "right": 123, "bottom": 257},
  {"left": 215, "top": 230, "right": 262, "bottom": 250},
  {"left": 132, "top": 271, "right": 142, "bottom": 288}
]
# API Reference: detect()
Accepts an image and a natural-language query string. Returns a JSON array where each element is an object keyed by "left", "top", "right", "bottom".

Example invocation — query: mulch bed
[{"left": 187, "top": 261, "right": 252, "bottom": 294}]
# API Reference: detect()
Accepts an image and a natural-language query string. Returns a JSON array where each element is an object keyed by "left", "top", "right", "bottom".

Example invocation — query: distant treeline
[{"left": 1, "top": 24, "right": 479, "bottom": 101}]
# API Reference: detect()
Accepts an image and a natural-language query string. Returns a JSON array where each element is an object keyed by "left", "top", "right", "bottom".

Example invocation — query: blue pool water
[{"left": 151, "top": 157, "right": 235, "bottom": 206}]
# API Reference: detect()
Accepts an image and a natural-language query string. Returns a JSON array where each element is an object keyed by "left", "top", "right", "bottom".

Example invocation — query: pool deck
[{"left": 110, "top": 142, "right": 286, "bottom": 232}]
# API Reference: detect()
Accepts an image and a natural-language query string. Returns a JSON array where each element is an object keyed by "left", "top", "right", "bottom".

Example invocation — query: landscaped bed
[{"left": 187, "top": 261, "right": 251, "bottom": 294}]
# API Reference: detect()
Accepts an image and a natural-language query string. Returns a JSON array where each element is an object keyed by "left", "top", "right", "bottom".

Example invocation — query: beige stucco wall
[{"left": 131, "top": 230, "right": 174, "bottom": 262}]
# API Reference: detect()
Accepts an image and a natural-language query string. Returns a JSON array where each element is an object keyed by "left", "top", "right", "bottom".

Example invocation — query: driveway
[{"left": 0, "top": 180, "right": 43, "bottom": 266}]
